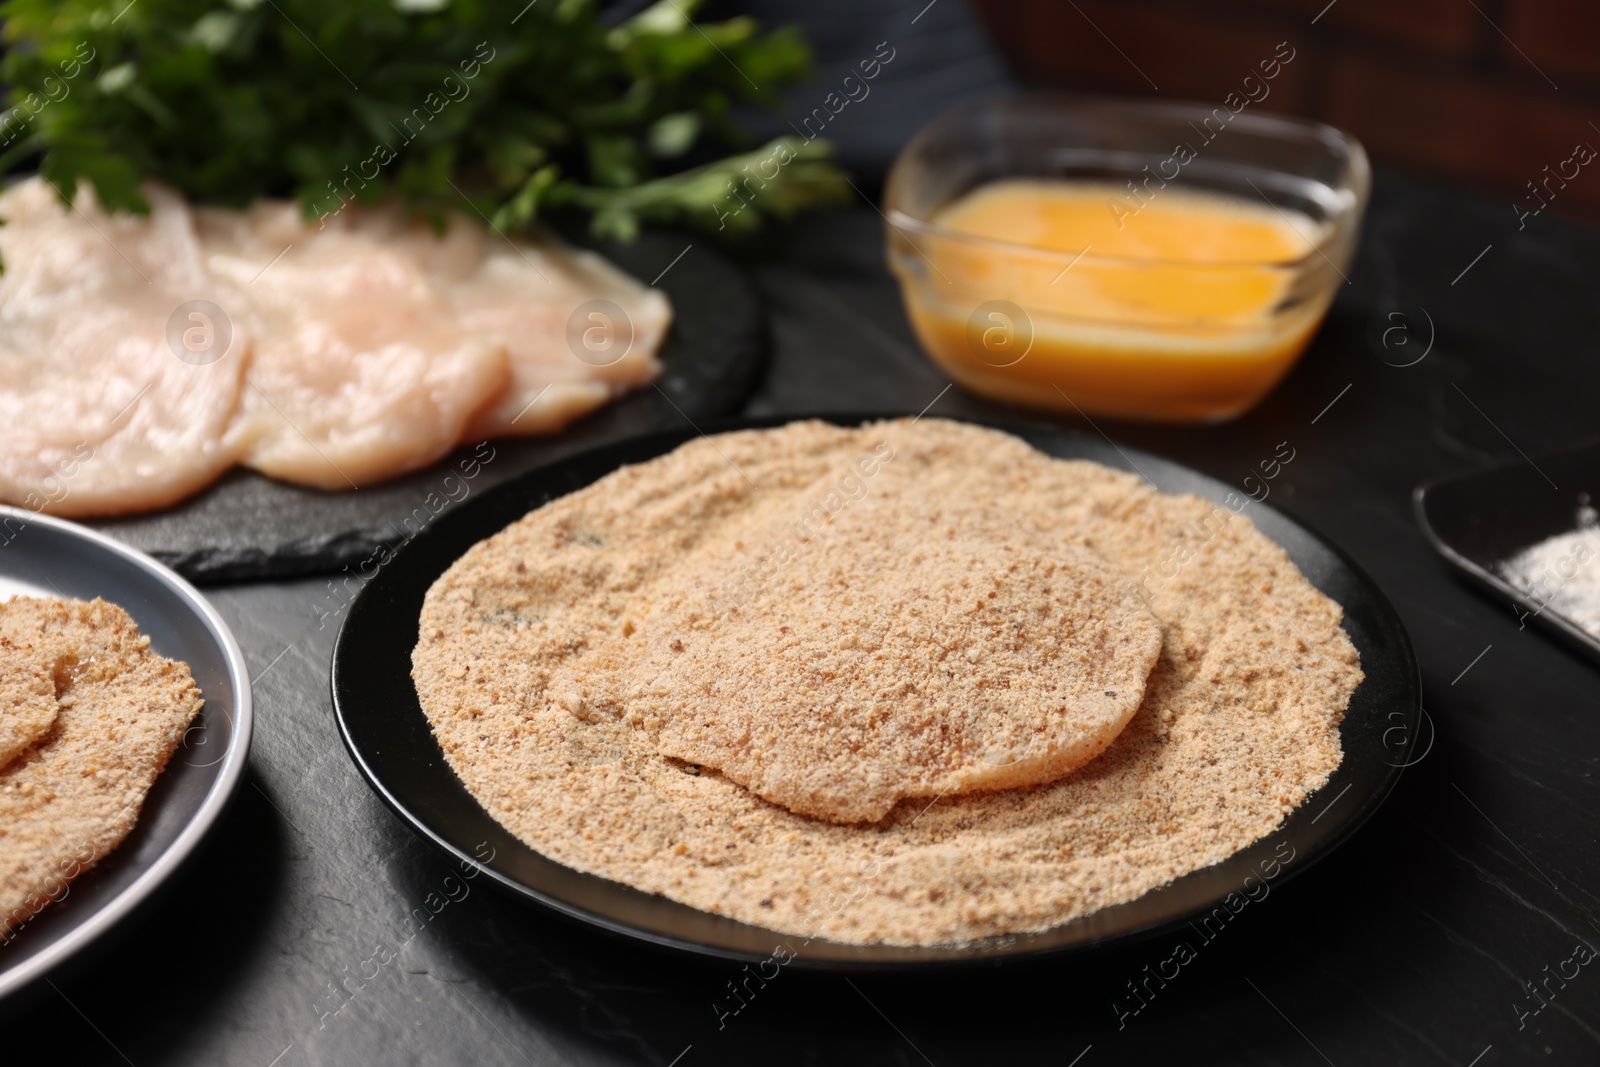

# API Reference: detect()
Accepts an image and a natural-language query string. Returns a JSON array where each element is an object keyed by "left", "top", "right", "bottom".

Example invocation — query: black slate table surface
[{"left": 14, "top": 168, "right": 1600, "bottom": 1066}]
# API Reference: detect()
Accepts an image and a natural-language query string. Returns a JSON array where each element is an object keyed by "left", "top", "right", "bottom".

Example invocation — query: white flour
[{"left": 1499, "top": 502, "right": 1600, "bottom": 640}]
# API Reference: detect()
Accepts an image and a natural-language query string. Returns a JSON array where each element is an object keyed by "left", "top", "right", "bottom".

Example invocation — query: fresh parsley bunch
[{"left": 0, "top": 0, "right": 850, "bottom": 238}]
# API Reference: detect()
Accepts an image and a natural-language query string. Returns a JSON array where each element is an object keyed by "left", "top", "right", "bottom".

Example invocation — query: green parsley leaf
[{"left": 0, "top": 0, "right": 849, "bottom": 238}]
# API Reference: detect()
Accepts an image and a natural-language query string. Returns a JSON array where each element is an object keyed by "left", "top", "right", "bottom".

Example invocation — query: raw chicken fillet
[{"left": 0, "top": 178, "right": 669, "bottom": 515}]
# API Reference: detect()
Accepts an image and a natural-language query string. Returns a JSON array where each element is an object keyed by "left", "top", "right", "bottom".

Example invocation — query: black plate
[
  {"left": 90, "top": 232, "right": 765, "bottom": 584},
  {"left": 1415, "top": 437, "right": 1600, "bottom": 666},
  {"left": 331, "top": 414, "right": 1421, "bottom": 969}
]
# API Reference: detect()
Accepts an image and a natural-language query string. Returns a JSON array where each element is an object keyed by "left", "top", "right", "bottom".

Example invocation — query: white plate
[{"left": 0, "top": 506, "right": 252, "bottom": 1000}]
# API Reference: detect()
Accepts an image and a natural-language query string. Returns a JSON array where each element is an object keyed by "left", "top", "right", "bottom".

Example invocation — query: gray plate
[
  {"left": 1415, "top": 438, "right": 1600, "bottom": 667},
  {"left": 0, "top": 506, "right": 252, "bottom": 1001}
]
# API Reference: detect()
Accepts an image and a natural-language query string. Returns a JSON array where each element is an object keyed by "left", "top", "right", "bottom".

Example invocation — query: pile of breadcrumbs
[{"left": 413, "top": 420, "right": 1360, "bottom": 946}]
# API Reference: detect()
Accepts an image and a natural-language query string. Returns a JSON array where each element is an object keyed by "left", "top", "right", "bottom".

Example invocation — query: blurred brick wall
[{"left": 968, "top": 0, "right": 1600, "bottom": 225}]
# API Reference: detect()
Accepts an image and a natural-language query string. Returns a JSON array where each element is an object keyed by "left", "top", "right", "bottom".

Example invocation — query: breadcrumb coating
[
  {"left": 413, "top": 420, "right": 1361, "bottom": 946},
  {"left": 0, "top": 597, "right": 203, "bottom": 939}
]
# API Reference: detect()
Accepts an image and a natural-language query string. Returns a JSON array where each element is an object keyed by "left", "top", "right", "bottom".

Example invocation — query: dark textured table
[{"left": 16, "top": 168, "right": 1600, "bottom": 1066}]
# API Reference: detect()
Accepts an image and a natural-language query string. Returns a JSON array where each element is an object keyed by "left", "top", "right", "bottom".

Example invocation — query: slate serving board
[{"left": 87, "top": 231, "right": 765, "bottom": 584}]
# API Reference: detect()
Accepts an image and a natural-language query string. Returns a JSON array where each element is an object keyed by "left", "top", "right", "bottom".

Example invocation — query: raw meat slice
[
  {"left": 0, "top": 179, "right": 247, "bottom": 517},
  {"left": 0, "top": 181, "right": 672, "bottom": 511},
  {"left": 446, "top": 241, "right": 670, "bottom": 438},
  {"left": 197, "top": 203, "right": 509, "bottom": 489}
]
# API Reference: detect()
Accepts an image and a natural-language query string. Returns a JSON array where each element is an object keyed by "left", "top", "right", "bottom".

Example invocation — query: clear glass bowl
[{"left": 884, "top": 95, "right": 1370, "bottom": 423}]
